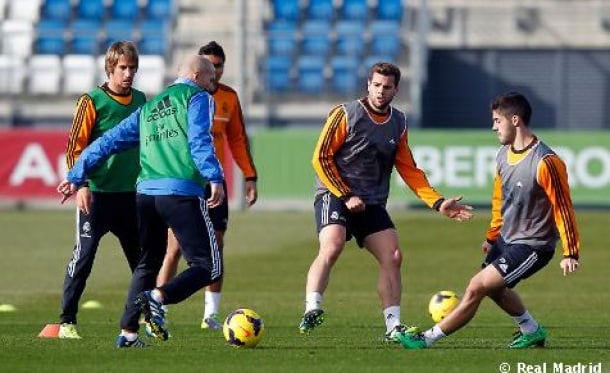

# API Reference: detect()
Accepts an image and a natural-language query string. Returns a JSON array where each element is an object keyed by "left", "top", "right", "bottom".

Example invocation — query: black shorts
[
  {"left": 483, "top": 237, "right": 554, "bottom": 288},
  {"left": 314, "top": 192, "right": 394, "bottom": 247},
  {"left": 204, "top": 181, "right": 229, "bottom": 232}
]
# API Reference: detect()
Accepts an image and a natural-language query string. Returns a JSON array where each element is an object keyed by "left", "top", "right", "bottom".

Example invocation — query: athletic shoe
[
  {"left": 144, "top": 322, "right": 154, "bottom": 338},
  {"left": 116, "top": 335, "right": 146, "bottom": 348},
  {"left": 298, "top": 309, "right": 324, "bottom": 334},
  {"left": 135, "top": 291, "right": 169, "bottom": 341},
  {"left": 140, "top": 305, "right": 169, "bottom": 326},
  {"left": 396, "top": 329, "right": 428, "bottom": 349},
  {"left": 509, "top": 325, "right": 547, "bottom": 348},
  {"left": 201, "top": 314, "right": 222, "bottom": 330},
  {"left": 383, "top": 324, "right": 420, "bottom": 344},
  {"left": 144, "top": 322, "right": 172, "bottom": 339},
  {"left": 58, "top": 323, "right": 82, "bottom": 339}
]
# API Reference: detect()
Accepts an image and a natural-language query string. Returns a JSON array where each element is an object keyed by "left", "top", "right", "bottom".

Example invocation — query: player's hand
[
  {"left": 207, "top": 182, "right": 225, "bottom": 208},
  {"left": 344, "top": 195, "right": 365, "bottom": 213},
  {"left": 57, "top": 179, "right": 78, "bottom": 204},
  {"left": 75, "top": 186, "right": 92, "bottom": 215},
  {"left": 560, "top": 257, "right": 579, "bottom": 276},
  {"left": 481, "top": 240, "right": 493, "bottom": 254},
  {"left": 244, "top": 180, "right": 258, "bottom": 207},
  {"left": 439, "top": 196, "right": 474, "bottom": 222}
]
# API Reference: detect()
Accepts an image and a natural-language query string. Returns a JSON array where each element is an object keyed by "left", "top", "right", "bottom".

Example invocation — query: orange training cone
[{"left": 38, "top": 323, "right": 60, "bottom": 338}]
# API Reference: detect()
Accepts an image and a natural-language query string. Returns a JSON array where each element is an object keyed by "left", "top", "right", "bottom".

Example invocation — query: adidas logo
[{"left": 146, "top": 95, "right": 176, "bottom": 122}]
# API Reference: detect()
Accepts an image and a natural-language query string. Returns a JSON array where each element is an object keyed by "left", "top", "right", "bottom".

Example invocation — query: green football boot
[
  {"left": 509, "top": 325, "right": 548, "bottom": 348},
  {"left": 397, "top": 329, "right": 428, "bottom": 349},
  {"left": 383, "top": 324, "right": 420, "bottom": 344}
]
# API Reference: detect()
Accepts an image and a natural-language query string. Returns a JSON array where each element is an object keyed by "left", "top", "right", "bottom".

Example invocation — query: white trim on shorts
[
  {"left": 321, "top": 192, "right": 331, "bottom": 226},
  {"left": 504, "top": 251, "right": 538, "bottom": 284}
]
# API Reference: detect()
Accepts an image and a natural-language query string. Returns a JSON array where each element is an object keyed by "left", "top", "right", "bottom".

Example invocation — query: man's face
[
  {"left": 367, "top": 72, "right": 398, "bottom": 112},
  {"left": 202, "top": 54, "right": 224, "bottom": 86},
  {"left": 492, "top": 110, "right": 517, "bottom": 145},
  {"left": 108, "top": 55, "right": 137, "bottom": 92}
]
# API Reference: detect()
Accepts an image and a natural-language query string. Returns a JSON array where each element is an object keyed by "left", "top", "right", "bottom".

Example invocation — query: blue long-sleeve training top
[{"left": 66, "top": 78, "right": 224, "bottom": 197}]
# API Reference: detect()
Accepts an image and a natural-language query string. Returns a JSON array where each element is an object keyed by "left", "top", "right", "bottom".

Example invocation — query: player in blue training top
[{"left": 57, "top": 55, "right": 225, "bottom": 347}]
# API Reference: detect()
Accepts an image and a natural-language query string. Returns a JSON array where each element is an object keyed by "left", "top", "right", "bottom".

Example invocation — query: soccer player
[
  {"left": 155, "top": 41, "right": 258, "bottom": 330},
  {"left": 58, "top": 41, "right": 146, "bottom": 339},
  {"left": 299, "top": 62, "right": 474, "bottom": 342},
  {"left": 57, "top": 55, "right": 225, "bottom": 347},
  {"left": 399, "top": 92, "right": 581, "bottom": 349}
]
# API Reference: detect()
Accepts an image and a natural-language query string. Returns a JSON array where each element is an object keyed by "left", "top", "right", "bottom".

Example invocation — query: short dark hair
[
  {"left": 491, "top": 92, "right": 532, "bottom": 126},
  {"left": 368, "top": 62, "right": 401, "bottom": 86},
  {"left": 198, "top": 41, "right": 226, "bottom": 62}
]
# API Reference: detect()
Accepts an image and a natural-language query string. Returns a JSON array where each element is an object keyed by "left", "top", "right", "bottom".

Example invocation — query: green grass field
[{"left": 0, "top": 209, "right": 608, "bottom": 372}]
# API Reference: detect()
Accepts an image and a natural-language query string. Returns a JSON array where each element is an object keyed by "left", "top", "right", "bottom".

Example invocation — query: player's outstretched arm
[{"left": 439, "top": 196, "right": 474, "bottom": 222}]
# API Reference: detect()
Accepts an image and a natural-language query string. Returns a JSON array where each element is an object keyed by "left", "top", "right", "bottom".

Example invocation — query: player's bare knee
[
  {"left": 464, "top": 279, "right": 487, "bottom": 301},
  {"left": 319, "top": 247, "right": 342, "bottom": 266},
  {"left": 379, "top": 247, "right": 402, "bottom": 268},
  {"left": 391, "top": 247, "right": 402, "bottom": 266}
]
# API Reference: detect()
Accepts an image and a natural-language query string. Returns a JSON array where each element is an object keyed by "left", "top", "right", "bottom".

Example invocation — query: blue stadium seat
[
  {"left": 139, "top": 18, "right": 170, "bottom": 38},
  {"left": 77, "top": 0, "right": 105, "bottom": 20},
  {"left": 331, "top": 56, "right": 360, "bottom": 94},
  {"left": 35, "top": 19, "right": 67, "bottom": 55},
  {"left": 362, "top": 54, "right": 396, "bottom": 75},
  {"left": 341, "top": 0, "right": 368, "bottom": 21},
  {"left": 364, "top": 55, "right": 396, "bottom": 66},
  {"left": 42, "top": 0, "right": 72, "bottom": 21},
  {"left": 139, "top": 36, "right": 169, "bottom": 56},
  {"left": 111, "top": 0, "right": 139, "bottom": 20},
  {"left": 271, "top": 0, "right": 299, "bottom": 21},
  {"left": 377, "top": 0, "right": 403, "bottom": 21},
  {"left": 70, "top": 19, "right": 101, "bottom": 55},
  {"left": 71, "top": 35, "right": 99, "bottom": 55},
  {"left": 369, "top": 21, "right": 401, "bottom": 58},
  {"left": 267, "top": 21, "right": 297, "bottom": 56},
  {"left": 301, "top": 20, "right": 332, "bottom": 56},
  {"left": 297, "top": 56, "right": 325, "bottom": 94},
  {"left": 302, "top": 35, "right": 332, "bottom": 57},
  {"left": 335, "top": 21, "right": 365, "bottom": 56},
  {"left": 104, "top": 20, "right": 135, "bottom": 49},
  {"left": 145, "top": 0, "right": 176, "bottom": 20},
  {"left": 307, "top": 0, "right": 334, "bottom": 20},
  {"left": 265, "top": 56, "right": 292, "bottom": 92},
  {"left": 139, "top": 19, "right": 170, "bottom": 55},
  {"left": 370, "top": 36, "right": 400, "bottom": 58}
]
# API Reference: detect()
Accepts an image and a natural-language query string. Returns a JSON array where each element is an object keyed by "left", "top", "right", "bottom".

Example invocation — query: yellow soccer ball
[
  {"left": 223, "top": 308, "right": 265, "bottom": 348},
  {"left": 428, "top": 291, "right": 460, "bottom": 323}
]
